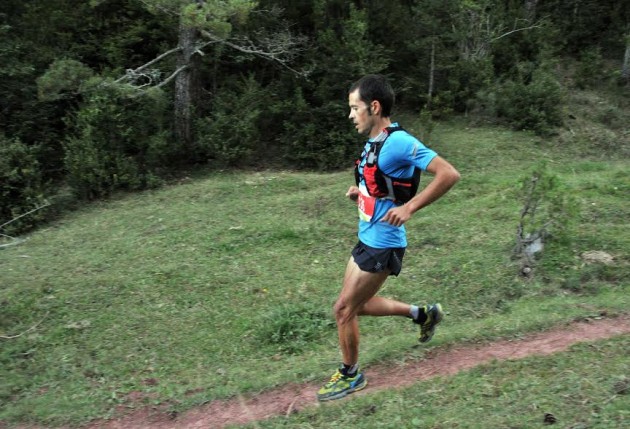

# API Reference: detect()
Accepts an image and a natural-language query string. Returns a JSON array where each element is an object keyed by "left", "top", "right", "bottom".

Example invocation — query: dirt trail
[{"left": 69, "top": 316, "right": 630, "bottom": 428}]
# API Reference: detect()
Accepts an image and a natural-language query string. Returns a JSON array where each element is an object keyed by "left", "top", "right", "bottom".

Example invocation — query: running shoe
[
  {"left": 414, "top": 303, "right": 444, "bottom": 343},
  {"left": 317, "top": 368, "right": 367, "bottom": 401}
]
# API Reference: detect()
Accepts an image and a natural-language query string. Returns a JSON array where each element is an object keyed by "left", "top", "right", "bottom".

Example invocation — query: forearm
[{"left": 405, "top": 161, "right": 460, "bottom": 215}]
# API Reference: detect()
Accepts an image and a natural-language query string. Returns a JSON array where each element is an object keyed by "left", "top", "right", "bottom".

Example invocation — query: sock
[
  {"left": 341, "top": 362, "right": 359, "bottom": 377},
  {"left": 409, "top": 305, "right": 420, "bottom": 320}
]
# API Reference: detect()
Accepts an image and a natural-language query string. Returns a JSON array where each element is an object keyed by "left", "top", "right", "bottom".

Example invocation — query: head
[{"left": 348, "top": 74, "right": 395, "bottom": 136}]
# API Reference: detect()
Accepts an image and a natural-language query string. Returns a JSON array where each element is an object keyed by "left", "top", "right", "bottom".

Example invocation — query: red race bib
[{"left": 357, "top": 185, "right": 376, "bottom": 222}]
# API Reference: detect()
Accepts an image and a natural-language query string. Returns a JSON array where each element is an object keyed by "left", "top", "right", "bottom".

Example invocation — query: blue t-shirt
[{"left": 356, "top": 123, "right": 437, "bottom": 248}]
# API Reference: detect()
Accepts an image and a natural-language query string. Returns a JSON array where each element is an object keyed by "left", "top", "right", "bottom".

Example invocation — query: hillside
[{"left": 1, "top": 110, "right": 628, "bottom": 427}]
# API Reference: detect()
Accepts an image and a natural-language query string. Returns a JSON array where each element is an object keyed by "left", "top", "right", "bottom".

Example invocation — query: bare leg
[
  {"left": 333, "top": 257, "right": 410, "bottom": 366},
  {"left": 359, "top": 296, "right": 411, "bottom": 317}
]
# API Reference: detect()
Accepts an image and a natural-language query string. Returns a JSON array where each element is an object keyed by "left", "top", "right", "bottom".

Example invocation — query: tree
[
  {"left": 271, "top": 1, "right": 387, "bottom": 169},
  {"left": 623, "top": 32, "right": 630, "bottom": 83},
  {"left": 450, "top": 0, "right": 543, "bottom": 62},
  {"left": 407, "top": 0, "right": 460, "bottom": 110},
  {"left": 116, "top": 0, "right": 304, "bottom": 153},
  {"left": 538, "top": 0, "right": 623, "bottom": 55}
]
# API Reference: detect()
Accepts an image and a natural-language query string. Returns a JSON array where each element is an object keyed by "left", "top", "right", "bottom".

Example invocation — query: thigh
[{"left": 337, "top": 257, "right": 390, "bottom": 314}]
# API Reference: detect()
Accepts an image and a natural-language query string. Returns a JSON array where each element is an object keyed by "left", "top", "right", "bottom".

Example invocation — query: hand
[
  {"left": 346, "top": 186, "right": 360, "bottom": 202},
  {"left": 380, "top": 205, "right": 412, "bottom": 227}
]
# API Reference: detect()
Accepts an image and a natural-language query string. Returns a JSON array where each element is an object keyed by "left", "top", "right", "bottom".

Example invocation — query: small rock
[
  {"left": 581, "top": 251, "right": 614, "bottom": 265},
  {"left": 65, "top": 320, "right": 91, "bottom": 330},
  {"left": 613, "top": 378, "right": 629, "bottom": 395}
]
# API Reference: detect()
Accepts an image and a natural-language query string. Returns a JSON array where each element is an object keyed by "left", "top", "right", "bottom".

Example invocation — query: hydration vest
[{"left": 354, "top": 126, "right": 421, "bottom": 205}]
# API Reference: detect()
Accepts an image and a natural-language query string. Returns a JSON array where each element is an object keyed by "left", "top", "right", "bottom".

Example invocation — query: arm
[{"left": 380, "top": 156, "right": 460, "bottom": 227}]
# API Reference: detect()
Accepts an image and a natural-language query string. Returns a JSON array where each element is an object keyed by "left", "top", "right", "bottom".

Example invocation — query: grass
[
  {"left": 1, "top": 116, "right": 628, "bottom": 427},
  {"left": 249, "top": 335, "right": 630, "bottom": 429}
]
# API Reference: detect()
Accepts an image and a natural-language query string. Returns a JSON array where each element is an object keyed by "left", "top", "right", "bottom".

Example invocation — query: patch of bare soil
[{"left": 14, "top": 316, "right": 630, "bottom": 429}]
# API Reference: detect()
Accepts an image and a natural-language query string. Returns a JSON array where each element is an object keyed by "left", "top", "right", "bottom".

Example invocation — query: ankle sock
[
  {"left": 341, "top": 362, "right": 359, "bottom": 377},
  {"left": 410, "top": 305, "right": 419, "bottom": 320}
]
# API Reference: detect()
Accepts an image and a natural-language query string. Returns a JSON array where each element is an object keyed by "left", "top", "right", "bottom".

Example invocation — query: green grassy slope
[{"left": 1, "top": 118, "right": 628, "bottom": 426}]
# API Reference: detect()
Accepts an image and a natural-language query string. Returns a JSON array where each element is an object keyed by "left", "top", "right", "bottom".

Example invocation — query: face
[{"left": 348, "top": 89, "right": 375, "bottom": 136}]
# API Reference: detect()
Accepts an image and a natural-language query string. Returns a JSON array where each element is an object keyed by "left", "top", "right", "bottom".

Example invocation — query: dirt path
[{"left": 76, "top": 316, "right": 630, "bottom": 428}]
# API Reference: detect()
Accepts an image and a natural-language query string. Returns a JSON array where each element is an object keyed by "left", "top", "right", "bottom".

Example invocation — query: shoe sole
[{"left": 317, "top": 379, "right": 368, "bottom": 402}]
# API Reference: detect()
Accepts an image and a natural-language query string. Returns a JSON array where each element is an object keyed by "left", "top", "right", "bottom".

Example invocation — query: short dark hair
[{"left": 349, "top": 74, "right": 395, "bottom": 117}]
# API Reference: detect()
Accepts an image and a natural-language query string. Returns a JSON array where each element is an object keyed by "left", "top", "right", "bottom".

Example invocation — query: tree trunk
[
  {"left": 524, "top": 0, "right": 538, "bottom": 21},
  {"left": 174, "top": 20, "right": 200, "bottom": 154},
  {"left": 457, "top": 9, "right": 490, "bottom": 61},
  {"left": 427, "top": 37, "right": 435, "bottom": 108},
  {"left": 622, "top": 33, "right": 630, "bottom": 83}
]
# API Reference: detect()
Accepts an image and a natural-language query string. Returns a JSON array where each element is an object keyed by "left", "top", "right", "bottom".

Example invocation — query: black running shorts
[{"left": 351, "top": 241, "right": 406, "bottom": 276}]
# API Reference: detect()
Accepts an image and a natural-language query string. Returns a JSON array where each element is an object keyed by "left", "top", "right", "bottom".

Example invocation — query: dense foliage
[{"left": 1, "top": 0, "right": 628, "bottom": 232}]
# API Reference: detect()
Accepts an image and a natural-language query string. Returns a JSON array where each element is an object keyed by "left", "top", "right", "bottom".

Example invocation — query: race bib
[{"left": 357, "top": 185, "right": 376, "bottom": 222}]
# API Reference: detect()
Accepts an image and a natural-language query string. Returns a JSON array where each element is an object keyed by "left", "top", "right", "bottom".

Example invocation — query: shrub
[
  {"left": 495, "top": 67, "right": 565, "bottom": 136},
  {"left": 514, "top": 163, "right": 578, "bottom": 278},
  {"left": 275, "top": 89, "right": 357, "bottom": 170},
  {"left": 63, "top": 85, "right": 168, "bottom": 199},
  {"left": 574, "top": 47, "right": 604, "bottom": 89},
  {"left": 0, "top": 136, "right": 48, "bottom": 234},
  {"left": 36, "top": 59, "right": 94, "bottom": 101},
  {"left": 195, "top": 76, "right": 266, "bottom": 166},
  {"left": 449, "top": 58, "right": 494, "bottom": 114}
]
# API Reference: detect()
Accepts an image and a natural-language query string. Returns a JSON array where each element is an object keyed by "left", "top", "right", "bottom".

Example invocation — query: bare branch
[
  {"left": 155, "top": 64, "right": 189, "bottom": 89},
  {"left": 113, "top": 7, "right": 308, "bottom": 96},
  {"left": 200, "top": 30, "right": 271, "bottom": 58},
  {"left": 0, "top": 202, "right": 50, "bottom": 231},
  {"left": 0, "top": 233, "right": 25, "bottom": 249},
  {"left": 519, "top": 175, "right": 539, "bottom": 220},
  {"left": 493, "top": 20, "right": 543, "bottom": 42},
  {"left": 126, "top": 65, "right": 188, "bottom": 98},
  {"left": 200, "top": 30, "right": 307, "bottom": 76},
  {"left": 115, "top": 46, "right": 182, "bottom": 84},
  {"left": 1, "top": 312, "right": 49, "bottom": 340}
]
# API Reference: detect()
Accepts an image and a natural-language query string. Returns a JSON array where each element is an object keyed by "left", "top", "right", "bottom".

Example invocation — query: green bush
[
  {"left": 574, "top": 48, "right": 604, "bottom": 89},
  {"left": 63, "top": 85, "right": 169, "bottom": 199},
  {"left": 195, "top": 76, "right": 266, "bottom": 166},
  {"left": 275, "top": 89, "right": 357, "bottom": 170},
  {"left": 449, "top": 58, "right": 494, "bottom": 114},
  {"left": 0, "top": 135, "right": 48, "bottom": 234},
  {"left": 36, "top": 59, "right": 94, "bottom": 101},
  {"left": 496, "top": 67, "right": 565, "bottom": 136}
]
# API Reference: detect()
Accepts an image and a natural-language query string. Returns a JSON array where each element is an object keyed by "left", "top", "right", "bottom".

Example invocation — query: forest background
[{"left": 1, "top": 0, "right": 629, "bottom": 233}]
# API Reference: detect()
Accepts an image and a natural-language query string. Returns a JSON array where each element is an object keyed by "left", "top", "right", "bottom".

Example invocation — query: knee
[
  {"left": 333, "top": 300, "right": 344, "bottom": 320},
  {"left": 333, "top": 299, "right": 355, "bottom": 325}
]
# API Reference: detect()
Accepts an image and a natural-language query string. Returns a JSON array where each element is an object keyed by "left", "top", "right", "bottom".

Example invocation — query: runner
[{"left": 317, "top": 74, "right": 460, "bottom": 401}]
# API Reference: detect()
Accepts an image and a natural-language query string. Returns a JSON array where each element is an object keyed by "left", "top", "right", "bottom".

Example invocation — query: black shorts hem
[{"left": 351, "top": 241, "right": 406, "bottom": 276}]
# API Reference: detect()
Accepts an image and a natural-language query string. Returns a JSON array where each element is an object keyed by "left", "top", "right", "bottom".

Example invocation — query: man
[{"left": 317, "top": 74, "right": 460, "bottom": 402}]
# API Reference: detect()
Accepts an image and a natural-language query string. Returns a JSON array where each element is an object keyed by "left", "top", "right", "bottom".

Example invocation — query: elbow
[{"left": 448, "top": 166, "right": 461, "bottom": 186}]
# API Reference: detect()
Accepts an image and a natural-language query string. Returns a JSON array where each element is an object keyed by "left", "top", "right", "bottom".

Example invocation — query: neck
[{"left": 368, "top": 117, "right": 392, "bottom": 139}]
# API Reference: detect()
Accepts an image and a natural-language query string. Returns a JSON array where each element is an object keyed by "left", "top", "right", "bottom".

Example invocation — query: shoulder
[
  {"left": 382, "top": 128, "right": 420, "bottom": 157},
  {"left": 389, "top": 128, "right": 417, "bottom": 143},
  {"left": 382, "top": 127, "right": 438, "bottom": 172}
]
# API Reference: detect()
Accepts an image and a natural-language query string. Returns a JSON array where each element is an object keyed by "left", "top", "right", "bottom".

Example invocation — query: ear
[{"left": 370, "top": 100, "right": 382, "bottom": 116}]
